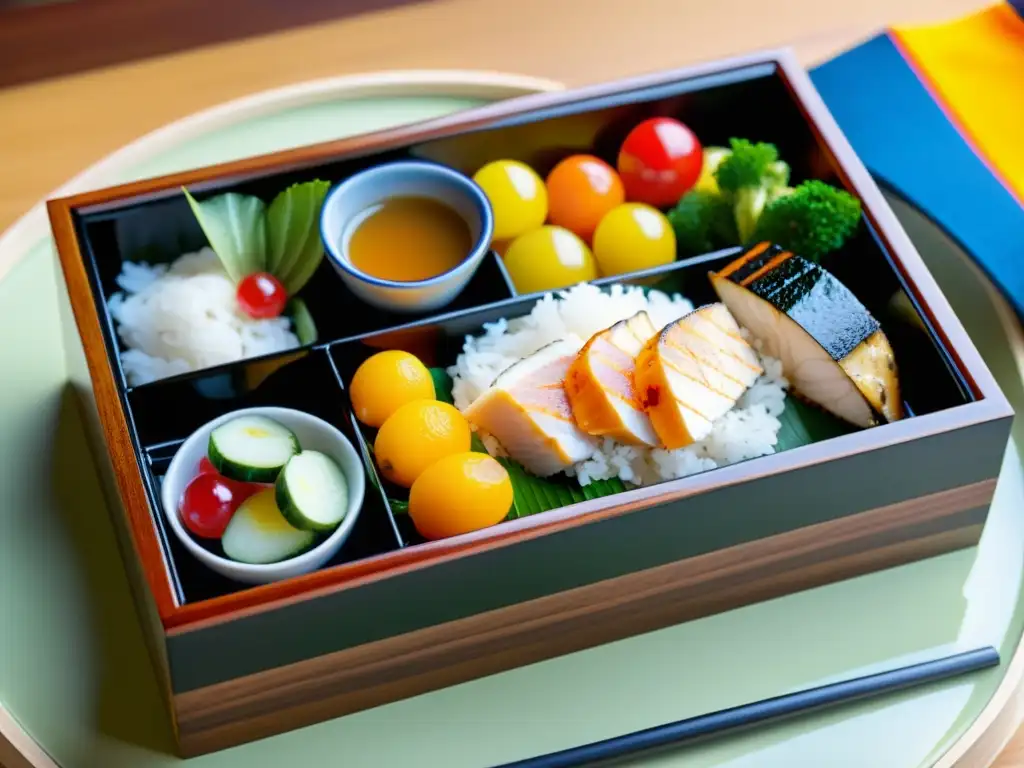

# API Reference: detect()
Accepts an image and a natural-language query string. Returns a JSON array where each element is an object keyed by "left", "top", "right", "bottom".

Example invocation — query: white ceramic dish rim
[
  {"left": 320, "top": 158, "right": 496, "bottom": 289},
  {"left": 160, "top": 406, "right": 366, "bottom": 579}
]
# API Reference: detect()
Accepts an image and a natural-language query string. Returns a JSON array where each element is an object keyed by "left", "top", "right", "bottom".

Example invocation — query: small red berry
[
  {"left": 179, "top": 473, "right": 241, "bottom": 539},
  {"left": 237, "top": 272, "right": 288, "bottom": 319}
]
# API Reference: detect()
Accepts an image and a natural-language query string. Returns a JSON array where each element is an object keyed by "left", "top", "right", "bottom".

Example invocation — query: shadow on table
[{"left": 49, "top": 384, "right": 176, "bottom": 755}]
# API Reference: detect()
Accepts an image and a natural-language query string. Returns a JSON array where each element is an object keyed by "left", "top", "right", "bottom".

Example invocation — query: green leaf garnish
[
  {"left": 430, "top": 368, "right": 455, "bottom": 405},
  {"left": 775, "top": 396, "right": 855, "bottom": 451},
  {"left": 286, "top": 297, "right": 318, "bottom": 346},
  {"left": 183, "top": 189, "right": 267, "bottom": 282},
  {"left": 268, "top": 180, "right": 332, "bottom": 295},
  {"left": 496, "top": 457, "right": 628, "bottom": 519},
  {"left": 389, "top": 499, "right": 409, "bottom": 515},
  {"left": 183, "top": 179, "right": 330, "bottom": 292}
]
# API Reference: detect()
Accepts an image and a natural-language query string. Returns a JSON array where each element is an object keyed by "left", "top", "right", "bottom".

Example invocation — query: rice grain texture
[
  {"left": 107, "top": 248, "right": 300, "bottom": 386},
  {"left": 448, "top": 283, "right": 789, "bottom": 486}
]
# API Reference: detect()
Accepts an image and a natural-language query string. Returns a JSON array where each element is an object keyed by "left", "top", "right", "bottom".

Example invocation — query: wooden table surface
[{"left": 1, "top": 0, "right": 1023, "bottom": 764}]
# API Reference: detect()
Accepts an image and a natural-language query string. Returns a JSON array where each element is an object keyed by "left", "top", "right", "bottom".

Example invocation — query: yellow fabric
[{"left": 893, "top": 3, "right": 1024, "bottom": 204}]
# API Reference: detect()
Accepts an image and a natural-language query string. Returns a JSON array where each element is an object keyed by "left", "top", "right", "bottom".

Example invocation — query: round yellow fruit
[
  {"left": 693, "top": 146, "right": 731, "bottom": 195},
  {"left": 349, "top": 350, "right": 435, "bottom": 428},
  {"left": 408, "top": 452, "right": 513, "bottom": 540},
  {"left": 473, "top": 159, "right": 548, "bottom": 241},
  {"left": 502, "top": 225, "right": 599, "bottom": 294},
  {"left": 374, "top": 400, "right": 471, "bottom": 488},
  {"left": 592, "top": 203, "right": 676, "bottom": 278}
]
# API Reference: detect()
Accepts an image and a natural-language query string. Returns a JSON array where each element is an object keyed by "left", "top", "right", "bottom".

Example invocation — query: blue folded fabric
[{"left": 810, "top": 34, "right": 1024, "bottom": 318}]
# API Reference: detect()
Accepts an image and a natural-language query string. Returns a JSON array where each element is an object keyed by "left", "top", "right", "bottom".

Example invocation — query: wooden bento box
[{"left": 47, "top": 50, "right": 1012, "bottom": 757}]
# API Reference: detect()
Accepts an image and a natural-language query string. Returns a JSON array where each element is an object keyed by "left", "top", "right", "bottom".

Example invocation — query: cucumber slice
[
  {"left": 221, "top": 489, "right": 315, "bottom": 564},
  {"left": 208, "top": 415, "right": 299, "bottom": 483},
  {"left": 276, "top": 450, "right": 350, "bottom": 532}
]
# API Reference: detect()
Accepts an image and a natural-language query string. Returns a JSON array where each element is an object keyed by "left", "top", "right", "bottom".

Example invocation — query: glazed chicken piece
[
  {"left": 635, "top": 303, "right": 762, "bottom": 449},
  {"left": 565, "top": 311, "right": 660, "bottom": 447},
  {"left": 464, "top": 338, "right": 598, "bottom": 476}
]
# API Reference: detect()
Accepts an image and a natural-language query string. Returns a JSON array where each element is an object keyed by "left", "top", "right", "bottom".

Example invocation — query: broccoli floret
[
  {"left": 752, "top": 180, "right": 862, "bottom": 261},
  {"left": 713, "top": 139, "right": 791, "bottom": 242},
  {"left": 714, "top": 139, "right": 782, "bottom": 194},
  {"left": 667, "top": 189, "right": 739, "bottom": 255}
]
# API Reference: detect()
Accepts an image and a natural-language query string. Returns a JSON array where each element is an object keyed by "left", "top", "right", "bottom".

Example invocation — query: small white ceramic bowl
[
  {"left": 320, "top": 160, "right": 494, "bottom": 313},
  {"left": 161, "top": 407, "right": 366, "bottom": 585}
]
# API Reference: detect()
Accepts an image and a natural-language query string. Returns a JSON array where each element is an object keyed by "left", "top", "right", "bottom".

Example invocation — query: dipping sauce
[{"left": 347, "top": 195, "right": 472, "bottom": 282}]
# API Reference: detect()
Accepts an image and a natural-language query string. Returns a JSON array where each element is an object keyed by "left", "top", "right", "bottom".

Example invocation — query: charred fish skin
[{"left": 711, "top": 242, "right": 903, "bottom": 427}]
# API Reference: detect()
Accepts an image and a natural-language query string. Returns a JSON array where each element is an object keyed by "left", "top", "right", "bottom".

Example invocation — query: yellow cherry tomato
[
  {"left": 502, "top": 225, "right": 599, "bottom": 294},
  {"left": 592, "top": 203, "right": 676, "bottom": 278},
  {"left": 349, "top": 350, "right": 435, "bottom": 428},
  {"left": 693, "top": 146, "right": 731, "bottom": 195},
  {"left": 374, "top": 400, "right": 472, "bottom": 488},
  {"left": 472, "top": 160, "right": 548, "bottom": 241},
  {"left": 545, "top": 154, "right": 625, "bottom": 242},
  {"left": 408, "top": 452, "right": 513, "bottom": 540}
]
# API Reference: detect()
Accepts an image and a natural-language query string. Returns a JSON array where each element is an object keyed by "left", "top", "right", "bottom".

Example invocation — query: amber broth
[{"left": 347, "top": 195, "right": 473, "bottom": 282}]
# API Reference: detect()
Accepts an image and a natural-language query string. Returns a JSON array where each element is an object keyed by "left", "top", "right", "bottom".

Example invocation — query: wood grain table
[{"left": 2, "top": 0, "right": 1023, "bottom": 764}]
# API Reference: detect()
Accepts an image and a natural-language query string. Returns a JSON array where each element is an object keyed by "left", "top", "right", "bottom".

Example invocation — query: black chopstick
[{"left": 494, "top": 646, "right": 1000, "bottom": 768}]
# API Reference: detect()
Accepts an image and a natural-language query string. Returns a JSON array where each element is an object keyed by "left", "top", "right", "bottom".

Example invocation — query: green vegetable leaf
[
  {"left": 775, "top": 396, "right": 855, "bottom": 451},
  {"left": 497, "top": 457, "right": 627, "bottom": 519},
  {"left": 714, "top": 139, "right": 781, "bottom": 194},
  {"left": 389, "top": 499, "right": 409, "bottom": 515},
  {"left": 183, "top": 189, "right": 267, "bottom": 282},
  {"left": 667, "top": 189, "right": 739, "bottom": 256},
  {"left": 430, "top": 368, "right": 455, "bottom": 405},
  {"left": 733, "top": 186, "right": 770, "bottom": 244},
  {"left": 286, "top": 297, "right": 318, "bottom": 345},
  {"left": 751, "top": 179, "right": 862, "bottom": 261},
  {"left": 268, "top": 180, "right": 332, "bottom": 295}
]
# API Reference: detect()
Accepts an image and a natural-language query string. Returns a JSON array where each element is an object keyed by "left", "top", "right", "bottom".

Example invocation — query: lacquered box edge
[
  {"left": 170, "top": 477, "right": 996, "bottom": 757},
  {"left": 164, "top": 412, "right": 1010, "bottom": 694},
  {"left": 44, "top": 48, "right": 1014, "bottom": 637},
  {"left": 51, "top": 243, "right": 179, "bottom": 737}
]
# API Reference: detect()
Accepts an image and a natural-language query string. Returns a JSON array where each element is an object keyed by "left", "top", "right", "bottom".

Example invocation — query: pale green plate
[{"left": 1, "top": 72, "right": 1021, "bottom": 768}]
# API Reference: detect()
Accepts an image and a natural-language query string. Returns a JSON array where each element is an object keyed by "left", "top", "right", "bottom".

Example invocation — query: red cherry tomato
[
  {"left": 616, "top": 117, "right": 703, "bottom": 208},
  {"left": 197, "top": 457, "right": 218, "bottom": 476},
  {"left": 237, "top": 272, "right": 288, "bottom": 319},
  {"left": 179, "top": 473, "right": 243, "bottom": 539}
]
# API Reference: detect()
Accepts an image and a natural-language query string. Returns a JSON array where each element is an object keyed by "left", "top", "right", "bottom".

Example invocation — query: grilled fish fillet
[
  {"left": 565, "top": 311, "right": 660, "bottom": 447},
  {"left": 635, "top": 304, "right": 762, "bottom": 449},
  {"left": 463, "top": 338, "right": 598, "bottom": 476},
  {"left": 710, "top": 242, "right": 902, "bottom": 427}
]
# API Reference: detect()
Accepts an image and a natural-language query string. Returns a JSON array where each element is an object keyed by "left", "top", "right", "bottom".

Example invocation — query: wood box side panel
[
  {"left": 53, "top": 247, "right": 177, "bottom": 731},
  {"left": 172, "top": 480, "right": 993, "bottom": 756},
  {"left": 165, "top": 414, "right": 1010, "bottom": 696},
  {"left": 47, "top": 199, "right": 180, "bottom": 622}
]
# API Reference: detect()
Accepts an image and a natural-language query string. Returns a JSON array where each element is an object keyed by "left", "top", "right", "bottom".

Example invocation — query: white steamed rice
[
  {"left": 447, "top": 283, "right": 790, "bottom": 487},
  {"left": 108, "top": 248, "right": 300, "bottom": 386}
]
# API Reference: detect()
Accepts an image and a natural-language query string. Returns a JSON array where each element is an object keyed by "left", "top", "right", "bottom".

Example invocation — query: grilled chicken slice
[
  {"left": 710, "top": 242, "right": 902, "bottom": 427},
  {"left": 464, "top": 338, "right": 598, "bottom": 476},
  {"left": 635, "top": 304, "right": 762, "bottom": 449},
  {"left": 565, "top": 311, "right": 660, "bottom": 447}
]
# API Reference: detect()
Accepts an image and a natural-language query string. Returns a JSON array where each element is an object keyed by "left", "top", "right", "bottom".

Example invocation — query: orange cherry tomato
[
  {"left": 545, "top": 155, "right": 625, "bottom": 241},
  {"left": 617, "top": 117, "right": 703, "bottom": 208}
]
